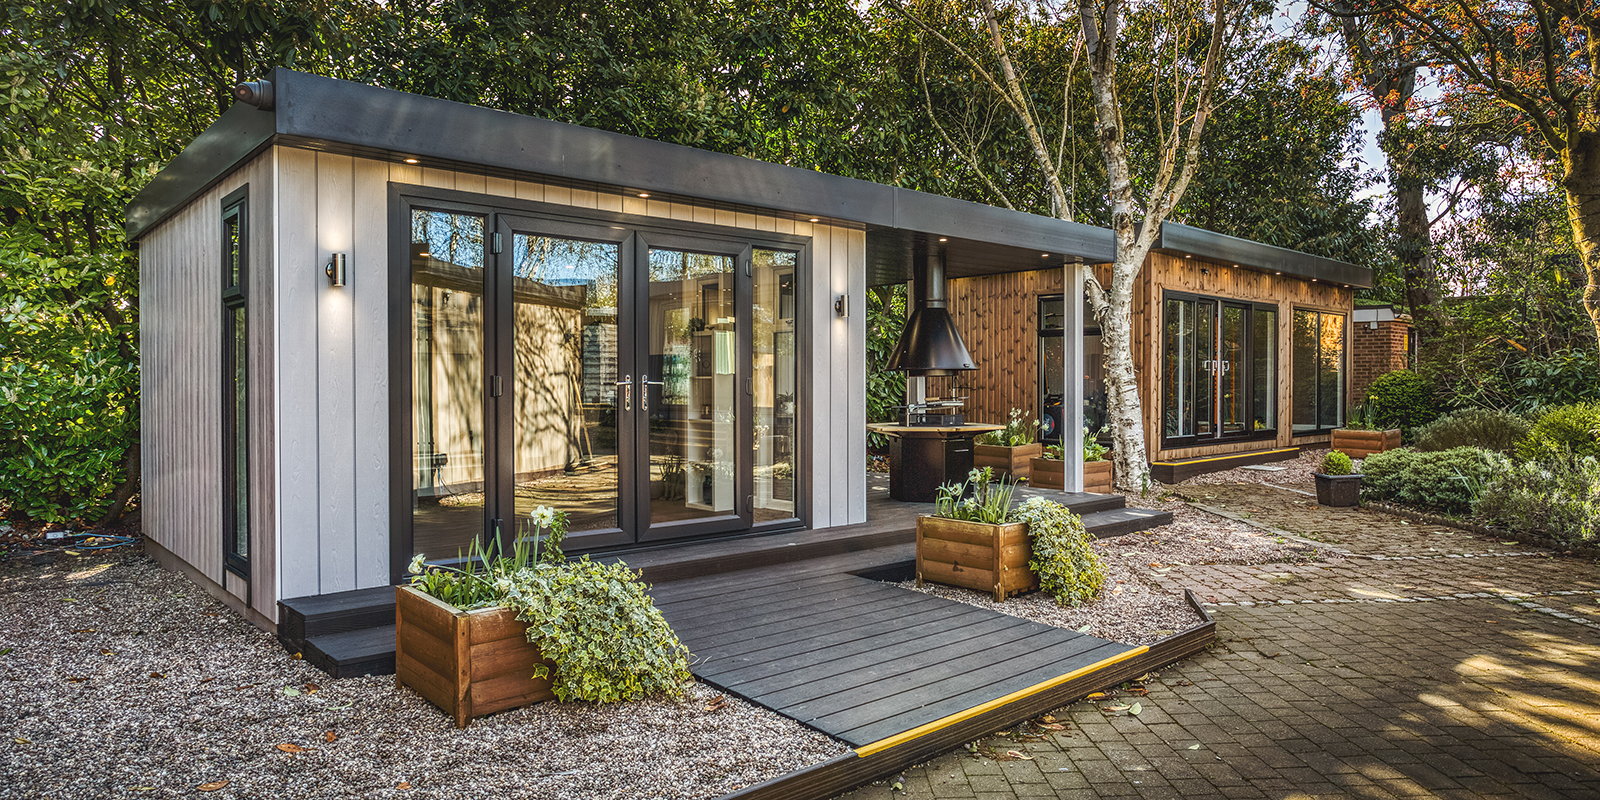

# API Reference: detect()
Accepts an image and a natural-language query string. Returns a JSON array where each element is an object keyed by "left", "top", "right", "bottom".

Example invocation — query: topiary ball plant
[
  {"left": 1319, "top": 450, "right": 1355, "bottom": 476},
  {"left": 1517, "top": 402, "right": 1600, "bottom": 463},
  {"left": 1362, "top": 369, "right": 1439, "bottom": 432}
]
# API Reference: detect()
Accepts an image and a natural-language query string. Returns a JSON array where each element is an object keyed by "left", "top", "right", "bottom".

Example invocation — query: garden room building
[{"left": 129, "top": 71, "right": 1368, "bottom": 660}]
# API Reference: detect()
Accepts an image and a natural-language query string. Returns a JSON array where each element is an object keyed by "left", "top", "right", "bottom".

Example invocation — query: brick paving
[{"left": 839, "top": 483, "right": 1600, "bottom": 800}]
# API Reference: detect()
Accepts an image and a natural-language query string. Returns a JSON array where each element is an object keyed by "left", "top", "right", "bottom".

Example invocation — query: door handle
[
  {"left": 640, "top": 374, "right": 664, "bottom": 412},
  {"left": 616, "top": 374, "right": 632, "bottom": 412}
]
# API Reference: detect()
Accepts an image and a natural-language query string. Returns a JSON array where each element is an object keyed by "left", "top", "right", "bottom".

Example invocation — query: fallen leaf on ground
[
  {"left": 397, "top": 782, "right": 413, "bottom": 790},
  {"left": 1101, "top": 704, "right": 1131, "bottom": 713},
  {"left": 303, "top": 682, "right": 320, "bottom": 694},
  {"left": 275, "top": 743, "right": 308, "bottom": 754},
  {"left": 197, "top": 780, "right": 230, "bottom": 792},
  {"left": 1085, "top": 692, "right": 1107, "bottom": 700},
  {"left": 149, "top": 672, "right": 164, "bottom": 679},
  {"left": 1129, "top": 702, "right": 1143, "bottom": 716},
  {"left": 323, "top": 731, "right": 338, "bottom": 743},
  {"left": 1037, "top": 714, "right": 1057, "bottom": 724},
  {"left": 281, "top": 687, "right": 302, "bottom": 697},
  {"left": 12, "top": 738, "right": 29, "bottom": 745},
  {"left": 1036, "top": 722, "right": 1067, "bottom": 731},
  {"left": 704, "top": 695, "right": 729, "bottom": 712},
  {"left": 1187, "top": 744, "right": 1202, "bottom": 750},
  {"left": 997, "top": 750, "right": 1034, "bottom": 761}
]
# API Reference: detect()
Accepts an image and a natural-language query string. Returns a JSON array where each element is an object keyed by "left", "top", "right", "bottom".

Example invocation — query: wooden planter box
[
  {"left": 394, "top": 586, "right": 555, "bottom": 728},
  {"left": 1083, "top": 459, "right": 1114, "bottom": 493},
  {"left": 916, "top": 516, "right": 1036, "bottom": 601},
  {"left": 1029, "top": 457, "right": 1065, "bottom": 489},
  {"left": 1331, "top": 428, "right": 1402, "bottom": 459},
  {"left": 974, "top": 443, "right": 1043, "bottom": 480}
]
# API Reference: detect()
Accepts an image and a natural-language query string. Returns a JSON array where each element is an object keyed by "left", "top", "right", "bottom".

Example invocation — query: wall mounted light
[
  {"left": 834, "top": 294, "right": 849, "bottom": 318},
  {"left": 325, "top": 253, "right": 348, "bottom": 287}
]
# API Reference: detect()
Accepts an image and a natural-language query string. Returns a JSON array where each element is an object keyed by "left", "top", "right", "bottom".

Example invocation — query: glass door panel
[
  {"left": 409, "top": 210, "right": 488, "bottom": 560},
  {"left": 1220, "top": 304, "right": 1247, "bottom": 435},
  {"left": 508, "top": 232, "right": 623, "bottom": 543},
  {"left": 1194, "top": 299, "right": 1216, "bottom": 438},
  {"left": 753, "top": 249, "right": 798, "bottom": 523},
  {"left": 644, "top": 246, "right": 740, "bottom": 530},
  {"left": 1251, "top": 309, "right": 1276, "bottom": 432}
]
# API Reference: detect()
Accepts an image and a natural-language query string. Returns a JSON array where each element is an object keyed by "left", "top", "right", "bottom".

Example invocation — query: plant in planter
[
  {"left": 397, "top": 506, "right": 691, "bottom": 727},
  {"left": 1331, "top": 399, "right": 1402, "bottom": 459},
  {"left": 1313, "top": 450, "right": 1362, "bottom": 507},
  {"left": 975, "top": 408, "right": 1043, "bottom": 480},
  {"left": 916, "top": 468, "right": 1105, "bottom": 604},
  {"left": 1028, "top": 427, "right": 1114, "bottom": 492}
]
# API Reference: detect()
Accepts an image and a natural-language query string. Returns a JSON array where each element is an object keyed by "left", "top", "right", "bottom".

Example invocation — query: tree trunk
[
  {"left": 1564, "top": 129, "right": 1600, "bottom": 347},
  {"left": 1096, "top": 269, "right": 1149, "bottom": 492},
  {"left": 1380, "top": 96, "right": 1440, "bottom": 331}
]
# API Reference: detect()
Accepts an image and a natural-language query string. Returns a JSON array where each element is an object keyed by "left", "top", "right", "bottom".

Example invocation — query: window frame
[
  {"left": 220, "top": 186, "right": 250, "bottom": 579},
  {"left": 1290, "top": 307, "right": 1348, "bottom": 436},
  {"left": 1159, "top": 290, "right": 1280, "bottom": 450}
]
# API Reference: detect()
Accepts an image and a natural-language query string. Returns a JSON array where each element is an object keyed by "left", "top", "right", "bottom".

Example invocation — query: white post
[{"left": 1062, "top": 260, "right": 1086, "bottom": 492}]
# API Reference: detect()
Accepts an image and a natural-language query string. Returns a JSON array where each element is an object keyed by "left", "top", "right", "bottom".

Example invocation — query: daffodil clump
[{"left": 406, "top": 505, "right": 691, "bottom": 703}]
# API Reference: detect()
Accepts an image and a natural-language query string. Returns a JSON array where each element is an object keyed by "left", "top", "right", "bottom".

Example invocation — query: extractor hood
[{"left": 888, "top": 247, "right": 976, "bottom": 377}]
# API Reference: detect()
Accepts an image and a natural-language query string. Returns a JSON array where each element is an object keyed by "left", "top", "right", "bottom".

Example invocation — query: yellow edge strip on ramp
[
  {"left": 852, "top": 644, "right": 1151, "bottom": 758},
  {"left": 1150, "top": 447, "right": 1298, "bottom": 467}
]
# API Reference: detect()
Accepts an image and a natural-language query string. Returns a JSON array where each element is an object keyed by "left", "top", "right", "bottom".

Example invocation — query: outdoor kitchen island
[{"left": 869, "top": 422, "right": 1001, "bottom": 502}]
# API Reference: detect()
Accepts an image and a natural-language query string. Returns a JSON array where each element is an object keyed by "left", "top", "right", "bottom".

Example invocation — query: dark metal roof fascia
[
  {"left": 124, "top": 101, "right": 277, "bottom": 239},
  {"left": 888, "top": 188, "right": 1115, "bottom": 263},
  {"left": 1154, "top": 222, "right": 1373, "bottom": 288}
]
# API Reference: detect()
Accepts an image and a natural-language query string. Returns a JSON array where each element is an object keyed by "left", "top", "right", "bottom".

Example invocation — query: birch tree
[{"left": 892, "top": 0, "right": 1248, "bottom": 490}]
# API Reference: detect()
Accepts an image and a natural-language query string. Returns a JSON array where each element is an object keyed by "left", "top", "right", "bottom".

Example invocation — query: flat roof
[{"left": 125, "top": 69, "right": 1370, "bottom": 288}]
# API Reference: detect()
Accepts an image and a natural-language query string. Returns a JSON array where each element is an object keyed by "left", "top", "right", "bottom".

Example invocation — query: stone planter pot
[
  {"left": 974, "top": 442, "right": 1043, "bottom": 480},
  {"left": 394, "top": 586, "right": 555, "bottom": 728},
  {"left": 1313, "top": 473, "right": 1363, "bottom": 507},
  {"left": 915, "top": 515, "right": 1036, "bottom": 601},
  {"left": 1331, "top": 428, "right": 1401, "bottom": 459}
]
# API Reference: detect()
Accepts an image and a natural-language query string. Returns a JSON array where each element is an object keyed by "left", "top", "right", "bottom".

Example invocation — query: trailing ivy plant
[
  {"left": 1011, "top": 497, "right": 1105, "bottom": 607},
  {"left": 407, "top": 505, "right": 690, "bottom": 703}
]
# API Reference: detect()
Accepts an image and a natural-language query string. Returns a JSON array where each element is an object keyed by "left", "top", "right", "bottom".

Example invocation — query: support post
[{"left": 1062, "top": 260, "right": 1085, "bottom": 492}]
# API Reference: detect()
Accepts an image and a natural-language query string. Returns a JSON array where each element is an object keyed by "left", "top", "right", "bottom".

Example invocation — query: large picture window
[
  {"left": 1292, "top": 309, "right": 1345, "bottom": 433},
  {"left": 1162, "top": 293, "right": 1276, "bottom": 444},
  {"left": 221, "top": 188, "right": 249, "bottom": 578}
]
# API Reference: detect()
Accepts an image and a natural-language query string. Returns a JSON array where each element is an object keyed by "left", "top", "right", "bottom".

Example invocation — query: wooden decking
[{"left": 654, "top": 566, "right": 1143, "bottom": 751}]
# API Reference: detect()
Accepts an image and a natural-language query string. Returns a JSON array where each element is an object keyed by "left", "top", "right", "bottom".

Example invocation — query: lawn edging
[{"left": 713, "top": 589, "right": 1217, "bottom": 800}]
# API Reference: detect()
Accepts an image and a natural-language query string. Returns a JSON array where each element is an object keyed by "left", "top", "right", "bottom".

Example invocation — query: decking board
[{"left": 694, "top": 606, "right": 991, "bottom": 685}]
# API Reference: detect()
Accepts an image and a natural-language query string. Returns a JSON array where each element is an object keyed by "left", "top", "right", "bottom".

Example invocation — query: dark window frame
[
  {"left": 1290, "top": 307, "right": 1348, "bottom": 436},
  {"left": 1159, "top": 290, "right": 1279, "bottom": 450},
  {"left": 220, "top": 186, "right": 250, "bottom": 579},
  {"left": 386, "top": 183, "right": 814, "bottom": 583}
]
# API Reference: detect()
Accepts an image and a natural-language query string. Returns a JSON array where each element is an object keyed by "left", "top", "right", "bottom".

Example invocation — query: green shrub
[
  {"left": 1359, "top": 447, "right": 1509, "bottom": 514},
  {"left": 976, "top": 408, "right": 1040, "bottom": 446},
  {"left": 1320, "top": 450, "right": 1354, "bottom": 475},
  {"left": 1361, "top": 369, "right": 1438, "bottom": 431},
  {"left": 1517, "top": 402, "right": 1600, "bottom": 462},
  {"left": 1412, "top": 408, "right": 1531, "bottom": 454},
  {"left": 1012, "top": 496, "right": 1105, "bottom": 607},
  {"left": 1475, "top": 457, "right": 1600, "bottom": 545}
]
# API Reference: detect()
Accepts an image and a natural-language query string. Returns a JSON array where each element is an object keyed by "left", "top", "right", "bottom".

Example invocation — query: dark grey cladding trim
[
  {"left": 1154, "top": 222, "right": 1372, "bottom": 289},
  {"left": 125, "top": 69, "right": 1117, "bottom": 262},
  {"left": 124, "top": 102, "right": 275, "bottom": 238}
]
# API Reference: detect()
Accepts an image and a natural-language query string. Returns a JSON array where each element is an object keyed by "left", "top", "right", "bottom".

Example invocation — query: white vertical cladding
[
  {"left": 806, "top": 225, "right": 835, "bottom": 529},
  {"left": 351, "top": 159, "right": 392, "bottom": 589},
  {"left": 315, "top": 153, "right": 358, "bottom": 593},
  {"left": 1063, "top": 261, "right": 1085, "bottom": 491},
  {"left": 275, "top": 148, "right": 322, "bottom": 600},
  {"left": 844, "top": 228, "right": 868, "bottom": 525}
]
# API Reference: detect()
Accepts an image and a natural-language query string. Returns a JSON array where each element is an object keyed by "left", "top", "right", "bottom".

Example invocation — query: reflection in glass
[
  {"left": 410, "top": 210, "right": 487, "bottom": 559},
  {"left": 230, "top": 307, "right": 248, "bottom": 560},
  {"left": 1163, "top": 298, "right": 1193, "bottom": 438},
  {"left": 1251, "top": 309, "right": 1276, "bottom": 431},
  {"left": 1292, "top": 310, "right": 1345, "bottom": 432},
  {"left": 754, "top": 249, "right": 797, "bottom": 522},
  {"left": 1220, "top": 305, "right": 1246, "bottom": 435},
  {"left": 647, "top": 248, "right": 736, "bottom": 525},
  {"left": 510, "top": 234, "right": 621, "bottom": 539}
]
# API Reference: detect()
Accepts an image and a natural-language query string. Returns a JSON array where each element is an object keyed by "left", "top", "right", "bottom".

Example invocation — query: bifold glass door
[
  {"left": 1162, "top": 294, "right": 1276, "bottom": 446},
  {"left": 404, "top": 202, "right": 800, "bottom": 567}
]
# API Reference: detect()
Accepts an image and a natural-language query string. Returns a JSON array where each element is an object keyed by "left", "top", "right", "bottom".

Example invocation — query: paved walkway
[{"left": 840, "top": 484, "right": 1600, "bottom": 800}]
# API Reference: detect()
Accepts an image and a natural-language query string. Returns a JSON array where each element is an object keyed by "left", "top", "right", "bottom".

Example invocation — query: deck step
[
  {"left": 1149, "top": 447, "right": 1300, "bottom": 483},
  {"left": 302, "top": 624, "right": 397, "bottom": 678},
  {"left": 277, "top": 585, "right": 394, "bottom": 655},
  {"left": 1081, "top": 506, "right": 1174, "bottom": 538}
]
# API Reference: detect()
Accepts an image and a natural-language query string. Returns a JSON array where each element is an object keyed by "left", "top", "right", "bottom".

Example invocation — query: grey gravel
[
  {"left": 897, "top": 498, "right": 1326, "bottom": 645},
  {"left": 0, "top": 549, "right": 846, "bottom": 800}
]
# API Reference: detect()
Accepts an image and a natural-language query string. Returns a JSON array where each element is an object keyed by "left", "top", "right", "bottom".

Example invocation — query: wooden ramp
[{"left": 653, "top": 566, "right": 1145, "bottom": 752}]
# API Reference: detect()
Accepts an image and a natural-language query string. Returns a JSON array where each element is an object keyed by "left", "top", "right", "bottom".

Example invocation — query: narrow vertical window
[{"left": 221, "top": 188, "right": 249, "bottom": 577}]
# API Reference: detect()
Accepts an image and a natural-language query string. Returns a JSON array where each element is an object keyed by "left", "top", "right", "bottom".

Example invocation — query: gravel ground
[
  {"left": 0, "top": 548, "right": 846, "bottom": 800},
  {"left": 1174, "top": 446, "right": 1329, "bottom": 489},
  {"left": 897, "top": 498, "right": 1326, "bottom": 645}
]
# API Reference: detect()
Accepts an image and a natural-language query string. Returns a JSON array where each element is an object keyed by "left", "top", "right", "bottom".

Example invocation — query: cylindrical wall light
[{"left": 325, "top": 253, "right": 348, "bottom": 287}]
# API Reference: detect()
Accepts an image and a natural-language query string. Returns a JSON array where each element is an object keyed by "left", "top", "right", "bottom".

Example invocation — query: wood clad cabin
[
  {"left": 928, "top": 225, "right": 1370, "bottom": 472},
  {"left": 125, "top": 69, "right": 1116, "bottom": 629}
]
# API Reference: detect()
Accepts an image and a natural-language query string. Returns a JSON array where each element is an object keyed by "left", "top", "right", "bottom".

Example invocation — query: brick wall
[{"left": 1351, "top": 317, "right": 1413, "bottom": 400}]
